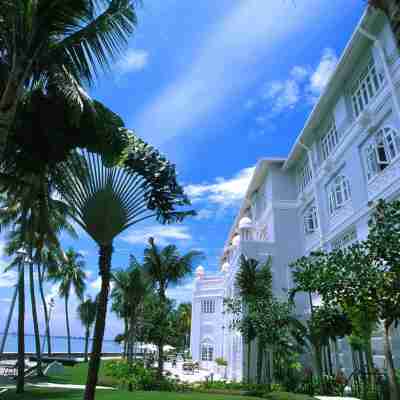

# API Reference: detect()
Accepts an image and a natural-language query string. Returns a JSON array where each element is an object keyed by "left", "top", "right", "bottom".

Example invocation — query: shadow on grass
[{"left": 3, "top": 388, "right": 83, "bottom": 399}]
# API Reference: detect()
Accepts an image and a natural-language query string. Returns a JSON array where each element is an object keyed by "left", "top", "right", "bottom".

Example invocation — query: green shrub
[
  {"left": 262, "top": 392, "right": 316, "bottom": 400},
  {"left": 215, "top": 357, "right": 228, "bottom": 367}
]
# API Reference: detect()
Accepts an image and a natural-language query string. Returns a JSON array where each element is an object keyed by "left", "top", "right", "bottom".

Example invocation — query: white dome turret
[
  {"left": 195, "top": 265, "right": 205, "bottom": 279},
  {"left": 221, "top": 262, "right": 230, "bottom": 273},
  {"left": 238, "top": 216, "right": 252, "bottom": 230},
  {"left": 232, "top": 234, "right": 241, "bottom": 247}
]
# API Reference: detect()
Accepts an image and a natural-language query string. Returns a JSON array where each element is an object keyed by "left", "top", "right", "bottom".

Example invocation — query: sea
[{"left": 0, "top": 333, "right": 122, "bottom": 354}]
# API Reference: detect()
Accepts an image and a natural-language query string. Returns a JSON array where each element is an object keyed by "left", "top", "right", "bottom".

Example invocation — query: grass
[{"left": 1, "top": 363, "right": 316, "bottom": 399}]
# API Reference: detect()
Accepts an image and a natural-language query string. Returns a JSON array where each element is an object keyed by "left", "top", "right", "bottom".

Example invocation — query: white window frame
[
  {"left": 321, "top": 121, "right": 340, "bottom": 161},
  {"left": 201, "top": 341, "right": 214, "bottom": 361},
  {"left": 328, "top": 175, "right": 351, "bottom": 215},
  {"left": 303, "top": 204, "right": 319, "bottom": 235},
  {"left": 364, "top": 126, "right": 400, "bottom": 181},
  {"left": 351, "top": 57, "right": 384, "bottom": 118},
  {"left": 201, "top": 299, "right": 215, "bottom": 314},
  {"left": 298, "top": 162, "right": 313, "bottom": 194},
  {"left": 331, "top": 228, "right": 357, "bottom": 250}
]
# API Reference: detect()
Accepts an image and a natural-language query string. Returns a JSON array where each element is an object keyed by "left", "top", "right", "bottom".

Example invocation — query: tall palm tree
[
  {"left": 55, "top": 144, "right": 194, "bottom": 400},
  {"left": 50, "top": 248, "right": 86, "bottom": 356},
  {"left": 176, "top": 302, "right": 192, "bottom": 350},
  {"left": 77, "top": 296, "right": 98, "bottom": 362},
  {"left": 111, "top": 263, "right": 148, "bottom": 367},
  {"left": 142, "top": 238, "right": 202, "bottom": 378},
  {"left": 0, "top": 0, "right": 138, "bottom": 151}
]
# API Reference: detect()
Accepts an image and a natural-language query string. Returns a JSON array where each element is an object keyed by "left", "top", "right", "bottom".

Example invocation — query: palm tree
[
  {"left": 142, "top": 238, "right": 202, "bottom": 378},
  {"left": 50, "top": 248, "right": 86, "bottom": 356},
  {"left": 77, "top": 297, "right": 98, "bottom": 362},
  {"left": 111, "top": 263, "right": 148, "bottom": 367},
  {"left": 55, "top": 144, "right": 194, "bottom": 400},
  {"left": 0, "top": 0, "right": 138, "bottom": 151},
  {"left": 176, "top": 302, "right": 192, "bottom": 350}
]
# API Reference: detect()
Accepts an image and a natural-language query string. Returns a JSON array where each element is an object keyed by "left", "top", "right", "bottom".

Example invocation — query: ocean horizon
[{"left": 0, "top": 333, "right": 122, "bottom": 354}]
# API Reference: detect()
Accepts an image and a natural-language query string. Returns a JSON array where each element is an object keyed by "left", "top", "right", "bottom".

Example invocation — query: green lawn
[{"left": 1, "top": 363, "right": 316, "bottom": 400}]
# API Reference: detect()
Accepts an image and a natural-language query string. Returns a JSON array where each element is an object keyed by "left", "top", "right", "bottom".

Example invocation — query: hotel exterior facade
[{"left": 190, "top": 6, "right": 400, "bottom": 381}]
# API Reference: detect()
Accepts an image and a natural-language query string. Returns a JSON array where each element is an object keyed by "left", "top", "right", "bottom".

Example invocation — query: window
[
  {"left": 303, "top": 204, "right": 319, "bottom": 235},
  {"left": 332, "top": 228, "right": 357, "bottom": 250},
  {"left": 328, "top": 175, "right": 351, "bottom": 215},
  {"left": 351, "top": 58, "right": 384, "bottom": 118},
  {"left": 298, "top": 162, "right": 313, "bottom": 193},
  {"left": 201, "top": 299, "right": 215, "bottom": 314},
  {"left": 364, "top": 127, "right": 400, "bottom": 181},
  {"left": 321, "top": 122, "right": 340, "bottom": 161},
  {"left": 201, "top": 342, "right": 214, "bottom": 361}
]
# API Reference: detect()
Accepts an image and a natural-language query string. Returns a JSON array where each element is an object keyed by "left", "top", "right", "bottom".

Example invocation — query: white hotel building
[{"left": 190, "top": 6, "right": 400, "bottom": 381}]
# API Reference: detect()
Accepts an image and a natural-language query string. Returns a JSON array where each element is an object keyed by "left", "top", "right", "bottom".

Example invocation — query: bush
[
  {"left": 103, "top": 359, "right": 186, "bottom": 392},
  {"left": 215, "top": 357, "right": 228, "bottom": 367},
  {"left": 263, "top": 392, "right": 316, "bottom": 400}
]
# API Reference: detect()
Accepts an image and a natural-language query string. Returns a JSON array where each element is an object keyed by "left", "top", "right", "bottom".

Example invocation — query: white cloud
[
  {"left": 254, "top": 48, "right": 339, "bottom": 120},
  {"left": 116, "top": 49, "right": 149, "bottom": 75},
  {"left": 307, "top": 47, "right": 338, "bottom": 103},
  {"left": 134, "top": 0, "right": 325, "bottom": 146},
  {"left": 194, "top": 209, "right": 214, "bottom": 220},
  {"left": 0, "top": 270, "right": 17, "bottom": 288},
  {"left": 166, "top": 280, "right": 194, "bottom": 304},
  {"left": 90, "top": 277, "right": 102, "bottom": 290},
  {"left": 122, "top": 225, "right": 192, "bottom": 246},
  {"left": 186, "top": 166, "right": 255, "bottom": 208}
]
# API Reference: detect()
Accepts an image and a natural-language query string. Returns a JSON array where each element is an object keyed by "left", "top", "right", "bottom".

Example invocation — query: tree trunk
[
  {"left": 327, "top": 341, "right": 333, "bottom": 375},
  {"left": 123, "top": 318, "right": 128, "bottom": 359},
  {"left": 84, "top": 244, "right": 113, "bottom": 400},
  {"left": 84, "top": 327, "right": 90, "bottom": 363},
  {"left": 333, "top": 338, "right": 340, "bottom": 373},
  {"left": 383, "top": 321, "right": 400, "bottom": 400},
  {"left": 256, "top": 340, "right": 264, "bottom": 384},
  {"left": 364, "top": 338, "right": 376, "bottom": 389},
  {"left": 37, "top": 264, "right": 51, "bottom": 355},
  {"left": 65, "top": 295, "right": 71, "bottom": 356},
  {"left": 29, "top": 263, "right": 43, "bottom": 376},
  {"left": 16, "top": 262, "right": 25, "bottom": 394},
  {"left": 314, "top": 343, "right": 323, "bottom": 379},
  {"left": 0, "top": 285, "right": 17, "bottom": 356},
  {"left": 157, "top": 342, "right": 164, "bottom": 380}
]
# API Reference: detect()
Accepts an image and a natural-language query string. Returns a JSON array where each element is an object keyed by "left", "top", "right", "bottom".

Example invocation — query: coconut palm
[
  {"left": 142, "top": 238, "right": 202, "bottom": 378},
  {"left": 50, "top": 248, "right": 86, "bottom": 356},
  {"left": 111, "top": 263, "right": 149, "bottom": 366},
  {"left": 0, "top": 0, "right": 138, "bottom": 151},
  {"left": 77, "top": 296, "right": 98, "bottom": 362},
  {"left": 55, "top": 142, "right": 194, "bottom": 400}
]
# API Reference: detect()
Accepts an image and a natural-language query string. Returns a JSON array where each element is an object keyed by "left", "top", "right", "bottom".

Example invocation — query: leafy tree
[
  {"left": 55, "top": 142, "right": 195, "bottom": 400},
  {"left": 142, "top": 238, "right": 202, "bottom": 378},
  {"left": 77, "top": 296, "right": 97, "bottom": 362},
  {"left": 111, "top": 261, "right": 149, "bottom": 367},
  {"left": 50, "top": 248, "right": 86, "bottom": 356},
  {"left": 175, "top": 302, "right": 192, "bottom": 351},
  {"left": 0, "top": 0, "right": 138, "bottom": 151}
]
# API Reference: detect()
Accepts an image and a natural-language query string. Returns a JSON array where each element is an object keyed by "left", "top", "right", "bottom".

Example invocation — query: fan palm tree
[
  {"left": 77, "top": 296, "right": 98, "bottom": 362},
  {"left": 0, "top": 0, "right": 138, "bottom": 151},
  {"left": 142, "top": 238, "right": 202, "bottom": 378},
  {"left": 111, "top": 263, "right": 149, "bottom": 366},
  {"left": 50, "top": 248, "right": 86, "bottom": 356},
  {"left": 55, "top": 142, "right": 194, "bottom": 400}
]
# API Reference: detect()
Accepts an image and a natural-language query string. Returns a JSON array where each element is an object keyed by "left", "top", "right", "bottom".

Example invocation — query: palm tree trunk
[
  {"left": 84, "top": 327, "right": 90, "bottom": 363},
  {"left": 157, "top": 342, "right": 164, "bottom": 380},
  {"left": 256, "top": 340, "right": 263, "bottom": 384},
  {"left": 29, "top": 263, "right": 43, "bottom": 376},
  {"left": 16, "top": 262, "right": 25, "bottom": 394},
  {"left": 123, "top": 318, "right": 128, "bottom": 359},
  {"left": 65, "top": 295, "right": 71, "bottom": 356},
  {"left": 37, "top": 264, "right": 51, "bottom": 356},
  {"left": 247, "top": 342, "right": 251, "bottom": 383},
  {"left": 383, "top": 321, "right": 400, "bottom": 400},
  {"left": 0, "top": 285, "right": 17, "bottom": 356},
  {"left": 84, "top": 244, "right": 113, "bottom": 400}
]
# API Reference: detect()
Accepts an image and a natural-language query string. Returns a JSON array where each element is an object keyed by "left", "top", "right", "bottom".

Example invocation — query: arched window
[
  {"left": 328, "top": 175, "right": 351, "bottom": 215},
  {"left": 365, "top": 127, "right": 400, "bottom": 181},
  {"left": 201, "top": 340, "right": 214, "bottom": 361}
]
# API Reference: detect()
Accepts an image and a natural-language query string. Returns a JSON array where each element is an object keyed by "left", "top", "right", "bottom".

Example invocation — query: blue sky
[{"left": 0, "top": 0, "right": 366, "bottom": 340}]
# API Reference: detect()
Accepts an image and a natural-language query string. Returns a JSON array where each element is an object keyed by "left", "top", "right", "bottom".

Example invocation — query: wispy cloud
[
  {"left": 134, "top": 1, "right": 324, "bottom": 147},
  {"left": 116, "top": 49, "right": 149, "bottom": 75},
  {"left": 0, "top": 270, "right": 17, "bottom": 288},
  {"left": 251, "top": 47, "right": 338, "bottom": 127},
  {"left": 186, "top": 166, "right": 254, "bottom": 209},
  {"left": 122, "top": 225, "right": 192, "bottom": 246}
]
